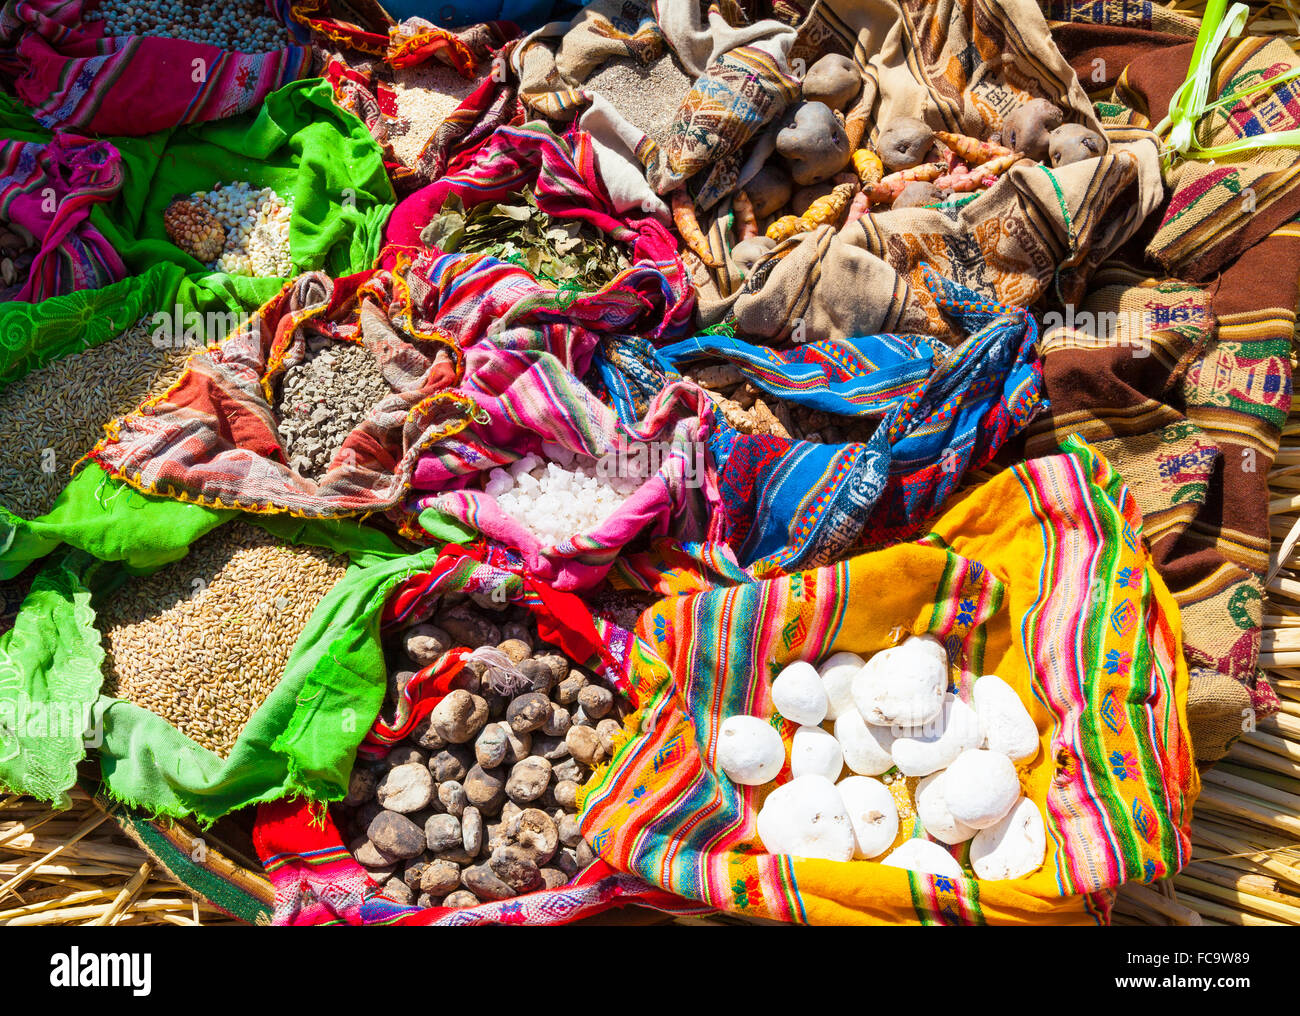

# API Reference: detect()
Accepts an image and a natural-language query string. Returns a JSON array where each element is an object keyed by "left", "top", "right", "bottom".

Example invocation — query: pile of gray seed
[
  {"left": 584, "top": 55, "right": 695, "bottom": 154},
  {"left": 337, "top": 597, "right": 625, "bottom": 908},
  {"left": 276, "top": 341, "right": 392, "bottom": 481}
]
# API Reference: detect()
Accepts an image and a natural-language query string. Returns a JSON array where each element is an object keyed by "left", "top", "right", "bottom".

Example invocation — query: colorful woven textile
[
  {"left": 87, "top": 266, "right": 469, "bottom": 522},
  {"left": 385, "top": 120, "right": 692, "bottom": 318},
  {"left": 89, "top": 143, "right": 692, "bottom": 532},
  {"left": 254, "top": 797, "right": 709, "bottom": 925},
  {"left": 578, "top": 438, "right": 1197, "bottom": 925},
  {"left": 0, "top": 0, "right": 311, "bottom": 135},
  {"left": 0, "top": 131, "right": 125, "bottom": 301},
  {"left": 1024, "top": 227, "right": 1299, "bottom": 758},
  {"left": 1019, "top": 14, "right": 1300, "bottom": 759},
  {"left": 288, "top": 0, "right": 512, "bottom": 66},
  {"left": 413, "top": 52, "right": 526, "bottom": 184},
  {"left": 661, "top": 42, "right": 799, "bottom": 205},
  {"left": 407, "top": 321, "right": 716, "bottom": 588},
  {"left": 288, "top": 0, "right": 393, "bottom": 55},
  {"left": 1116, "top": 34, "right": 1300, "bottom": 280},
  {"left": 671, "top": 268, "right": 1044, "bottom": 574}
]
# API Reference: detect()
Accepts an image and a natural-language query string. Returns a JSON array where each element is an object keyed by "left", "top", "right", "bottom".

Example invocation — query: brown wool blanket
[{"left": 1023, "top": 16, "right": 1300, "bottom": 761}]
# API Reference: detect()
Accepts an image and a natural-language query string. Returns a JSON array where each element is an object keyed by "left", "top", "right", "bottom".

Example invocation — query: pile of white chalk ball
[{"left": 717, "top": 634, "right": 1047, "bottom": 881}]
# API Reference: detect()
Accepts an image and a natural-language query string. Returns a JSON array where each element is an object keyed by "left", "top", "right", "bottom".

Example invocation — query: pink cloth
[{"left": 1, "top": 132, "right": 125, "bottom": 301}]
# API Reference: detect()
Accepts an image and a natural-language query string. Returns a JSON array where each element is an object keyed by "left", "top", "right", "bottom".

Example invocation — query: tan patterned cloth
[
  {"left": 1016, "top": 24, "right": 1300, "bottom": 760},
  {"left": 1116, "top": 34, "right": 1300, "bottom": 280},
  {"left": 726, "top": 0, "right": 1164, "bottom": 343},
  {"left": 730, "top": 125, "right": 1163, "bottom": 343}
]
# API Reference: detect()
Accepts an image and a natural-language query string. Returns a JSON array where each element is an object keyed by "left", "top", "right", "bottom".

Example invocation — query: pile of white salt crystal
[
  {"left": 485, "top": 447, "right": 640, "bottom": 546},
  {"left": 717, "top": 635, "right": 1049, "bottom": 881}
]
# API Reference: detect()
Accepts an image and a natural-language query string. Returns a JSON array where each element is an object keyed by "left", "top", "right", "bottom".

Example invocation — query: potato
[
  {"left": 892, "top": 181, "right": 945, "bottom": 209},
  {"left": 1047, "top": 123, "right": 1105, "bottom": 167},
  {"left": 791, "top": 182, "right": 834, "bottom": 217},
  {"left": 731, "top": 236, "right": 775, "bottom": 277},
  {"left": 1001, "top": 98, "right": 1063, "bottom": 162},
  {"left": 744, "top": 164, "right": 793, "bottom": 218},
  {"left": 876, "top": 116, "right": 934, "bottom": 171},
  {"left": 777, "top": 101, "right": 851, "bottom": 186},
  {"left": 801, "top": 53, "right": 861, "bottom": 112}
]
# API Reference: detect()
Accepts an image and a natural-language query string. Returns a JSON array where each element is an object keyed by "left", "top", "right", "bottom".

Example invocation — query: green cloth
[
  {"left": 0, "top": 504, "right": 438, "bottom": 823},
  {"left": 0, "top": 90, "right": 49, "bottom": 143},
  {"left": 0, "top": 471, "right": 235, "bottom": 581},
  {"left": 89, "top": 78, "right": 394, "bottom": 295},
  {"left": 0, "top": 552, "right": 104, "bottom": 809},
  {"left": 0, "top": 262, "right": 185, "bottom": 388}
]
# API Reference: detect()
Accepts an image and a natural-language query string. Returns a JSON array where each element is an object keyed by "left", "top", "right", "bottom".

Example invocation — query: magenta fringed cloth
[
  {"left": 0, "top": 131, "right": 125, "bottom": 301},
  {"left": 0, "top": 0, "right": 311, "bottom": 134}
]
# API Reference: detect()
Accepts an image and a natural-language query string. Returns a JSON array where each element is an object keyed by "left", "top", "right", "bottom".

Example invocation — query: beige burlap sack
[
  {"left": 732, "top": 126, "right": 1162, "bottom": 342},
  {"left": 726, "top": 0, "right": 1164, "bottom": 341}
]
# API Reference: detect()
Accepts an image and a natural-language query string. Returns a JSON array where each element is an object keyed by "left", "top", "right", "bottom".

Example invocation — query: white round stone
[
  {"left": 834, "top": 707, "right": 896, "bottom": 776},
  {"left": 973, "top": 674, "right": 1039, "bottom": 763},
  {"left": 881, "top": 838, "right": 964, "bottom": 878},
  {"left": 756, "top": 774, "right": 856, "bottom": 861},
  {"left": 851, "top": 634, "right": 948, "bottom": 728},
  {"left": 790, "top": 724, "right": 844, "bottom": 782},
  {"left": 717, "top": 715, "right": 785, "bottom": 786},
  {"left": 944, "top": 749, "right": 1020, "bottom": 829},
  {"left": 971, "top": 796, "right": 1046, "bottom": 880},
  {"left": 890, "top": 693, "right": 982, "bottom": 777},
  {"left": 837, "top": 776, "right": 898, "bottom": 859},
  {"left": 771, "top": 660, "right": 829, "bottom": 726},
  {"left": 914, "top": 770, "right": 976, "bottom": 845},
  {"left": 818, "top": 651, "right": 866, "bottom": 720}
]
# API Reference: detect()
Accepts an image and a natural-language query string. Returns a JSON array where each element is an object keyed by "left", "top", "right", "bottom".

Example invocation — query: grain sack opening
[{"left": 97, "top": 521, "right": 351, "bottom": 759}]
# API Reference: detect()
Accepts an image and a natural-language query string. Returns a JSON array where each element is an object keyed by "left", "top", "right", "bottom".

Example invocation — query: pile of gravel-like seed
[
  {"left": 0, "top": 320, "right": 195, "bottom": 520},
  {"left": 99, "top": 521, "right": 351, "bottom": 759},
  {"left": 583, "top": 55, "right": 695, "bottom": 154},
  {"left": 84, "top": 0, "right": 290, "bottom": 52},
  {"left": 336, "top": 597, "right": 624, "bottom": 908},
  {"left": 276, "top": 341, "right": 392, "bottom": 481}
]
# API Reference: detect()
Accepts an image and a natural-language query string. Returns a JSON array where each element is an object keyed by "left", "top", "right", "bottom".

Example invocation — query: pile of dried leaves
[{"left": 419, "top": 187, "right": 631, "bottom": 291}]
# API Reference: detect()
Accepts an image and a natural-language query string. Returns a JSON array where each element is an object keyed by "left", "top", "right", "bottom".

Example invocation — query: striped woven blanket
[
  {"left": 0, "top": 131, "right": 124, "bottom": 301},
  {"left": 577, "top": 438, "right": 1197, "bottom": 925},
  {"left": 0, "top": 0, "right": 310, "bottom": 134},
  {"left": 665, "top": 268, "right": 1045, "bottom": 573}
]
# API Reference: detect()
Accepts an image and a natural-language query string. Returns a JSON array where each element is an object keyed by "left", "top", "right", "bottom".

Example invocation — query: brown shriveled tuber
[
  {"left": 731, "top": 236, "right": 775, "bottom": 277},
  {"left": 892, "top": 182, "right": 947, "bottom": 209},
  {"left": 800, "top": 54, "right": 861, "bottom": 112},
  {"left": 744, "top": 164, "right": 793, "bottom": 219}
]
